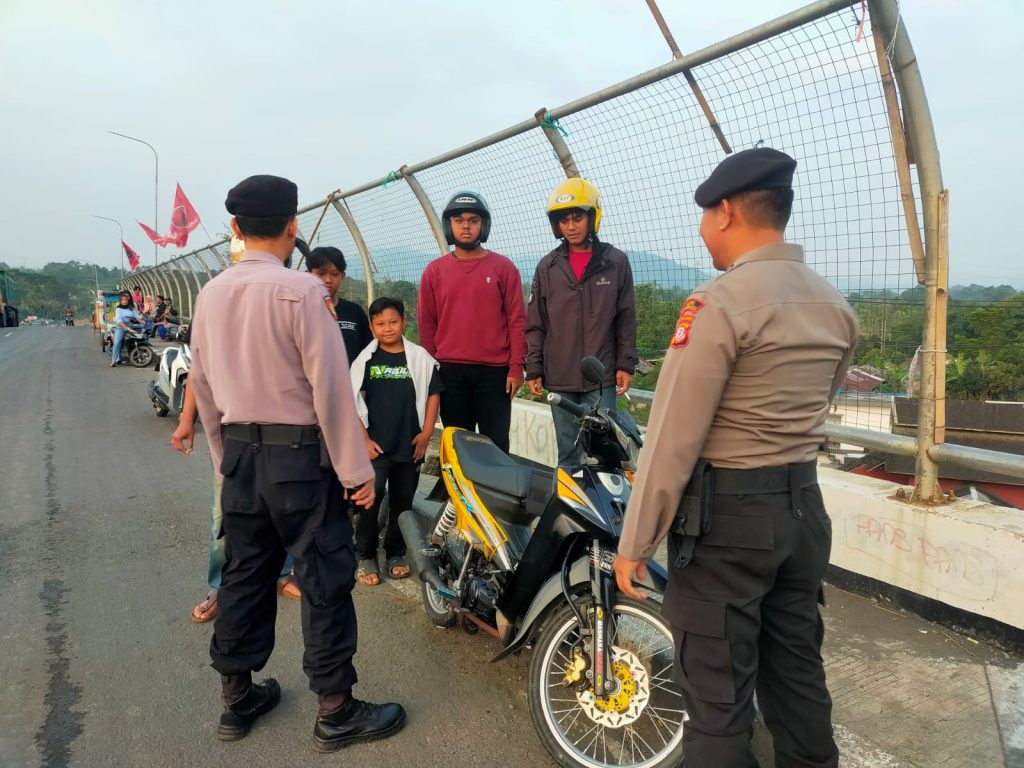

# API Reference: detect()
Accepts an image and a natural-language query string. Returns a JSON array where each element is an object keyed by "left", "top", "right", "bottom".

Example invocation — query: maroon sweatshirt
[{"left": 417, "top": 251, "right": 527, "bottom": 375}]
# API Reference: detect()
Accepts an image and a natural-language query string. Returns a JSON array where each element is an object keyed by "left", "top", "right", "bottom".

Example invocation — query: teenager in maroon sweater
[{"left": 417, "top": 191, "right": 526, "bottom": 453}]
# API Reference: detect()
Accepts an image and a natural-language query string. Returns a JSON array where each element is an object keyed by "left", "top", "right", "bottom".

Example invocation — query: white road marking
[{"left": 4, "top": 332, "right": 12, "bottom": 337}]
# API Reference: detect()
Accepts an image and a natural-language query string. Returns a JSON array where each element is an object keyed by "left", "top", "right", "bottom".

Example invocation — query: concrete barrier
[{"left": 508, "top": 399, "right": 1024, "bottom": 632}]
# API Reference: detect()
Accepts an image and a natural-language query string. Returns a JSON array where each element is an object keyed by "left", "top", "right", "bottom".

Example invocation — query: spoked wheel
[
  {"left": 529, "top": 598, "right": 686, "bottom": 768},
  {"left": 129, "top": 345, "right": 154, "bottom": 367}
]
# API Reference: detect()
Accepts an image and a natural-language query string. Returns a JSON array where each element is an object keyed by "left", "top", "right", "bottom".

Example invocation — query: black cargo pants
[
  {"left": 211, "top": 436, "right": 358, "bottom": 696},
  {"left": 663, "top": 481, "right": 839, "bottom": 768}
]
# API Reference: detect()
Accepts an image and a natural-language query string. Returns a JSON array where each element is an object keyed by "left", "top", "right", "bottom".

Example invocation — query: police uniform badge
[{"left": 670, "top": 297, "right": 705, "bottom": 348}]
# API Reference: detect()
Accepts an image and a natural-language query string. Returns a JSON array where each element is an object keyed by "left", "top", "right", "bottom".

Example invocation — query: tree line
[{"left": 10, "top": 261, "right": 1022, "bottom": 402}]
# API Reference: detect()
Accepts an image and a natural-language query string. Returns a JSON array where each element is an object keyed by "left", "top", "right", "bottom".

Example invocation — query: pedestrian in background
[
  {"left": 417, "top": 190, "right": 526, "bottom": 454},
  {"left": 188, "top": 174, "right": 405, "bottom": 750},
  {"left": 614, "top": 148, "right": 857, "bottom": 768}
]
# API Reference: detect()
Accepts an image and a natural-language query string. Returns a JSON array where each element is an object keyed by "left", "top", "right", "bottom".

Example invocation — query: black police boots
[
  {"left": 217, "top": 678, "right": 282, "bottom": 741},
  {"left": 312, "top": 698, "right": 406, "bottom": 752}
]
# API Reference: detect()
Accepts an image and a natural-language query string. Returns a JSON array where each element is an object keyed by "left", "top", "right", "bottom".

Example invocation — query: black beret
[
  {"left": 694, "top": 148, "right": 796, "bottom": 208},
  {"left": 225, "top": 174, "right": 298, "bottom": 217}
]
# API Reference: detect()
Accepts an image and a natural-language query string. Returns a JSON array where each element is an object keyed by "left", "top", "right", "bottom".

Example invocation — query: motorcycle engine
[{"left": 464, "top": 577, "right": 501, "bottom": 624}]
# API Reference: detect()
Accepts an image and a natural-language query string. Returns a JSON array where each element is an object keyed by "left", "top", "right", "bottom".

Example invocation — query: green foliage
[{"left": 0, "top": 261, "right": 122, "bottom": 319}]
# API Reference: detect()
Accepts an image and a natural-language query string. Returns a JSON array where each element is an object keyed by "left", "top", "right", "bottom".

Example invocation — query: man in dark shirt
[{"left": 307, "top": 247, "right": 372, "bottom": 366}]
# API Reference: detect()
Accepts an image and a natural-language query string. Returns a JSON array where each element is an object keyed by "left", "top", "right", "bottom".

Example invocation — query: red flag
[
  {"left": 122, "top": 241, "right": 141, "bottom": 271},
  {"left": 136, "top": 183, "right": 202, "bottom": 248},
  {"left": 166, "top": 183, "right": 201, "bottom": 247},
  {"left": 138, "top": 221, "right": 173, "bottom": 247}
]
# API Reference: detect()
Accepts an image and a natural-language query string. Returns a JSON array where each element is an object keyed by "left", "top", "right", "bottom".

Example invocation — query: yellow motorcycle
[{"left": 399, "top": 358, "right": 686, "bottom": 768}]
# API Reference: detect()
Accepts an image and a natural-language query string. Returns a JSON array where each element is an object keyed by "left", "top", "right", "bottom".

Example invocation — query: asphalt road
[{"left": 0, "top": 327, "right": 555, "bottom": 768}]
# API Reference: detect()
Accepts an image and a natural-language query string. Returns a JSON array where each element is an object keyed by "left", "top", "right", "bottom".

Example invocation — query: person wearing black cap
[
  {"left": 187, "top": 174, "right": 406, "bottom": 750},
  {"left": 612, "top": 148, "right": 858, "bottom": 767}
]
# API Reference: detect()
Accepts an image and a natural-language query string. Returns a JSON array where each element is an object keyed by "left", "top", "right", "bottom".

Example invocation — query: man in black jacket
[{"left": 526, "top": 177, "right": 638, "bottom": 465}]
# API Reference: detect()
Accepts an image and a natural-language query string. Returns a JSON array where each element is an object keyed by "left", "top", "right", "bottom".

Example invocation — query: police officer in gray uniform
[
  {"left": 614, "top": 148, "right": 858, "bottom": 768},
  {"left": 189, "top": 175, "right": 406, "bottom": 750}
]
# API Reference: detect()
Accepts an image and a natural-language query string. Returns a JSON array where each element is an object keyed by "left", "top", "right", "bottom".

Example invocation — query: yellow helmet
[{"left": 546, "top": 177, "right": 602, "bottom": 239}]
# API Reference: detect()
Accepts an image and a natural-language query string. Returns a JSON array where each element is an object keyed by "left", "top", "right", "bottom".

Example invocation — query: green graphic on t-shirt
[{"left": 368, "top": 364, "right": 411, "bottom": 380}]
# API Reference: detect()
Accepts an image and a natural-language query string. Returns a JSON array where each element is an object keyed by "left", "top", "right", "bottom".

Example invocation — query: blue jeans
[
  {"left": 550, "top": 387, "right": 618, "bottom": 466},
  {"left": 208, "top": 474, "right": 293, "bottom": 590},
  {"left": 111, "top": 327, "right": 126, "bottom": 363}
]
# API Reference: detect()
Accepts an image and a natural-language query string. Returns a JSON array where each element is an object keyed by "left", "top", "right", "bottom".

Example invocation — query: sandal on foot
[
  {"left": 277, "top": 575, "right": 301, "bottom": 600},
  {"left": 191, "top": 590, "right": 218, "bottom": 623},
  {"left": 387, "top": 556, "right": 411, "bottom": 580},
  {"left": 357, "top": 558, "right": 380, "bottom": 586}
]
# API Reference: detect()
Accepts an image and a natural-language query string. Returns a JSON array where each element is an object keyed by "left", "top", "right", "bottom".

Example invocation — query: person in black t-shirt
[
  {"left": 306, "top": 246, "right": 372, "bottom": 366},
  {"left": 350, "top": 297, "right": 442, "bottom": 585}
]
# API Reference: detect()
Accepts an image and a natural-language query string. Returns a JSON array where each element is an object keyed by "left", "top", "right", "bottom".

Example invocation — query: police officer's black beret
[
  {"left": 694, "top": 148, "right": 797, "bottom": 208},
  {"left": 225, "top": 175, "right": 298, "bottom": 217}
]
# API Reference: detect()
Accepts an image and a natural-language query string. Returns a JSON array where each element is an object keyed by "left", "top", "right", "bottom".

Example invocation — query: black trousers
[
  {"left": 438, "top": 362, "right": 511, "bottom": 453},
  {"left": 354, "top": 455, "right": 418, "bottom": 561},
  {"left": 662, "top": 483, "right": 838, "bottom": 768},
  {"left": 212, "top": 438, "right": 358, "bottom": 696}
]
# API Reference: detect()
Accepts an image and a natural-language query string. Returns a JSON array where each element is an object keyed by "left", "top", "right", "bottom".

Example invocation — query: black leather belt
[
  {"left": 713, "top": 460, "right": 817, "bottom": 495},
  {"left": 223, "top": 423, "right": 319, "bottom": 446}
]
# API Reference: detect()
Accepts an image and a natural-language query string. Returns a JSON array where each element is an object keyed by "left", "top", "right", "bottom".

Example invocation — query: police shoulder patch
[
  {"left": 670, "top": 297, "right": 705, "bottom": 349},
  {"left": 323, "top": 295, "right": 337, "bottom": 320}
]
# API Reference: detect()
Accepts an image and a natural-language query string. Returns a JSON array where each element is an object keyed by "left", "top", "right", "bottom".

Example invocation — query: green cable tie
[
  {"left": 541, "top": 110, "right": 569, "bottom": 137},
  {"left": 381, "top": 170, "right": 400, "bottom": 188}
]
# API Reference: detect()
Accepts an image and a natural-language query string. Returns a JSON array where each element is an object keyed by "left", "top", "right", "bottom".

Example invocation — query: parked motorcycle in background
[
  {"left": 149, "top": 342, "right": 190, "bottom": 417},
  {"left": 399, "top": 356, "right": 686, "bottom": 768}
]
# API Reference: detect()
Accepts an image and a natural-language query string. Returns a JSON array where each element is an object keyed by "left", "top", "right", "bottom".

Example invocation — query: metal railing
[{"left": 121, "top": 0, "right": 990, "bottom": 502}]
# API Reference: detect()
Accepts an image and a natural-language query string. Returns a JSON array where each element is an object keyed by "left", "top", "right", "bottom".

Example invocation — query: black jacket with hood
[{"left": 525, "top": 238, "right": 638, "bottom": 392}]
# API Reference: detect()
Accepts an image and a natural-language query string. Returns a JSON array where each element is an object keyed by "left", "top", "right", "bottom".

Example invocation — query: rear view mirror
[{"left": 581, "top": 356, "right": 606, "bottom": 386}]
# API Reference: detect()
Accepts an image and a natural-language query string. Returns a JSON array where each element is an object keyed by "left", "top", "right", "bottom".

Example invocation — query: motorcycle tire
[
  {"left": 419, "top": 506, "right": 457, "bottom": 628},
  {"left": 129, "top": 346, "right": 154, "bottom": 368},
  {"left": 528, "top": 596, "right": 686, "bottom": 768}
]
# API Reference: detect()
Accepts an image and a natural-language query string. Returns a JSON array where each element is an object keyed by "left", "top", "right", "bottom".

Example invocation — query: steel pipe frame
[
  {"left": 868, "top": 0, "right": 946, "bottom": 503},
  {"left": 294, "top": 0, "right": 851, "bottom": 214},
  {"left": 330, "top": 198, "right": 377, "bottom": 306}
]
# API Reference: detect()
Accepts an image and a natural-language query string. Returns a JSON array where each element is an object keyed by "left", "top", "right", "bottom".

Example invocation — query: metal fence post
[
  {"left": 535, "top": 108, "right": 579, "bottom": 178},
  {"left": 206, "top": 245, "right": 229, "bottom": 270},
  {"left": 869, "top": 0, "right": 947, "bottom": 504},
  {"left": 399, "top": 165, "right": 449, "bottom": 256},
  {"left": 330, "top": 198, "right": 377, "bottom": 306},
  {"left": 188, "top": 252, "right": 213, "bottom": 283}
]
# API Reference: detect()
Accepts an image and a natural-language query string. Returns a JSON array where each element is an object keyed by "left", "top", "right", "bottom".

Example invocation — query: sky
[{"left": 0, "top": 0, "right": 1019, "bottom": 287}]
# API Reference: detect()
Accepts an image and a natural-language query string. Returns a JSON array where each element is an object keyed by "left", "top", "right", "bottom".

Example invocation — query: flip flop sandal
[
  {"left": 357, "top": 558, "right": 381, "bottom": 586},
  {"left": 191, "top": 591, "right": 218, "bottom": 623},
  {"left": 387, "top": 556, "right": 411, "bottom": 580},
  {"left": 277, "top": 575, "right": 301, "bottom": 600}
]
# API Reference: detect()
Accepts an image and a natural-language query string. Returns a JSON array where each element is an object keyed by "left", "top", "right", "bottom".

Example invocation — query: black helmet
[{"left": 441, "top": 190, "right": 491, "bottom": 247}]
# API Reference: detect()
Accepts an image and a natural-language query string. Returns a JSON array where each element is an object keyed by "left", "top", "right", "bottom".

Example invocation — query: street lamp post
[
  {"left": 90, "top": 215, "right": 125, "bottom": 279},
  {"left": 108, "top": 130, "right": 159, "bottom": 267}
]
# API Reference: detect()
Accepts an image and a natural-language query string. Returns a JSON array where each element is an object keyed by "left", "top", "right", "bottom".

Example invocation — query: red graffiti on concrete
[{"left": 850, "top": 514, "right": 994, "bottom": 593}]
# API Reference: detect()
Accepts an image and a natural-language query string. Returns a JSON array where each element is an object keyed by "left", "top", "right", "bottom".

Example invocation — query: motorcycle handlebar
[{"left": 546, "top": 392, "right": 587, "bottom": 418}]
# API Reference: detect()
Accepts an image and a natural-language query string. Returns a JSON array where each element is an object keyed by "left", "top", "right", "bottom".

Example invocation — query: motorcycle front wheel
[
  {"left": 129, "top": 345, "right": 154, "bottom": 368},
  {"left": 528, "top": 597, "right": 686, "bottom": 768}
]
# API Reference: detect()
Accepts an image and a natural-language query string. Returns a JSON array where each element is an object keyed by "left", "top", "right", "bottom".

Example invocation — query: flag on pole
[
  {"left": 166, "top": 183, "right": 201, "bottom": 247},
  {"left": 122, "top": 241, "right": 141, "bottom": 271},
  {"left": 137, "top": 182, "right": 203, "bottom": 248}
]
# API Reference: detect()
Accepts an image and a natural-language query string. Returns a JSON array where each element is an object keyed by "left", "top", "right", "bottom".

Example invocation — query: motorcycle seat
[{"left": 451, "top": 429, "right": 534, "bottom": 500}]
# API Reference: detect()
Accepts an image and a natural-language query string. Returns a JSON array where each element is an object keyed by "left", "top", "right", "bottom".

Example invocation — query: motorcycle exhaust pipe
[{"left": 398, "top": 508, "right": 456, "bottom": 599}]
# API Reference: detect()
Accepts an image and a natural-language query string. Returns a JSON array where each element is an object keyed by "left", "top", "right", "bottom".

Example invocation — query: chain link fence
[{"left": 124, "top": 0, "right": 966, "bottom": 493}]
